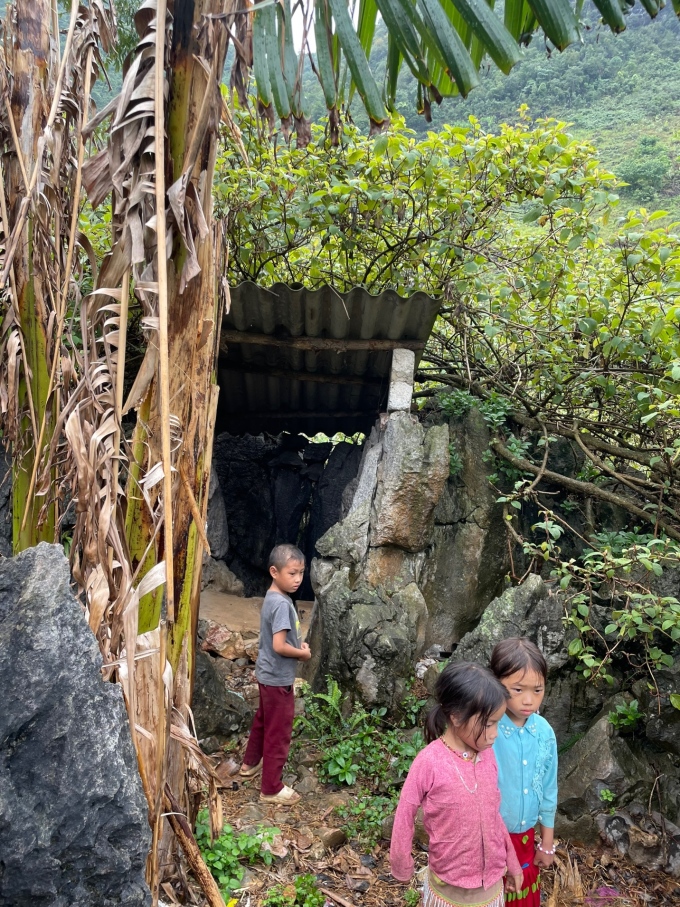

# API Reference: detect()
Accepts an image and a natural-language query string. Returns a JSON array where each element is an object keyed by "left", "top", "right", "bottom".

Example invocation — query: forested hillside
[{"left": 302, "top": 8, "right": 680, "bottom": 215}]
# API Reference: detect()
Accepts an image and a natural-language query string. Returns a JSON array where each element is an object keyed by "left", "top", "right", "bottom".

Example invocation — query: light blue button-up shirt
[{"left": 493, "top": 712, "right": 558, "bottom": 833}]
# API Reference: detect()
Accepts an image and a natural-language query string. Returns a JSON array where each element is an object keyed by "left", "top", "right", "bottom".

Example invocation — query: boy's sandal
[
  {"left": 259, "top": 785, "right": 301, "bottom": 805},
  {"left": 239, "top": 759, "right": 263, "bottom": 778}
]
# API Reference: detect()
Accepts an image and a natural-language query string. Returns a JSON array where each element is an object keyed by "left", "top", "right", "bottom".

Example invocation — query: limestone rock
[
  {"left": 597, "top": 810, "right": 680, "bottom": 877},
  {"left": 642, "top": 657, "right": 680, "bottom": 757},
  {"left": 193, "top": 650, "right": 254, "bottom": 750},
  {"left": 315, "top": 499, "right": 371, "bottom": 564},
  {"left": 0, "top": 544, "right": 151, "bottom": 907},
  {"left": 452, "top": 574, "right": 567, "bottom": 673},
  {"left": 306, "top": 441, "right": 363, "bottom": 559},
  {"left": 557, "top": 715, "right": 656, "bottom": 830},
  {"left": 371, "top": 413, "right": 449, "bottom": 552},
  {"left": 207, "top": 468, "right": 229, "bottom": 560},
  {"left": 200, "top": 621, "right": 248, "bottom": 659},
  {"left": 316, "top": 827, "right": 347, "bottom": 850},
  {"left": 422, "top": 408, "right": 508, "bottom": 644},
  {"left": 201, "top": 557, "right": 245, "bottom": 595}
]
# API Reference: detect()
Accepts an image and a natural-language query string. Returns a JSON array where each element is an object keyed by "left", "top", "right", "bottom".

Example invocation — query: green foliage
[
  {"left": 449, "top": 444, "right": 464, "bottom": 477},
  {"left": 608, "top": 699, "right": 643, "bottom": 730},
  {"left": 404, "top": 889, "right": 421, "bottom": 907},
  {"left": 617, "top": 138, "right": 673, "bottom": 200},
  {"left": 195, "top": 810, "right": 280, "bottom": 900},
  {"left": 336, "top": 792, "right": 396, "bottom": 848},
  {"left": 549, "top": 528, "right": 680, "bottom": 683},
  {"left": 261, "top": 874, "right": 326, "bottom": 907},
  {"left": 217, "top": 110, "right": 618, "bottom": 296},
  {"left": 599, "top": 788, "right": 616, "bottom": 803},
  {"left": 294, "top": 678, "right": 425, "bottom": 791}
]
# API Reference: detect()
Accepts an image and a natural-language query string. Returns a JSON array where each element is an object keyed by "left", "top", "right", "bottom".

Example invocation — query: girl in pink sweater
[{"left": 390, "top": 662, "right": 523, "bottom": 907}]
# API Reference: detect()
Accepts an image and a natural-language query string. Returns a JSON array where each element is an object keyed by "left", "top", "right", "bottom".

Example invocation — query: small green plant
[
  {"left": 325, "top": 740, "right": 361, "bottom": 785},
  {"left": 599, "top": 788, "right": 615, "bottom": 804},
  {"left": 404, "top": 887, "right": 421, "bottom": 907},
  {"left": 438, "top": 389, "right": 474, "bottom": 419},
  {"left": 448, "top": 442, "right": 463, "bottom": 477},
  {"left": 608, "top": 699, "right": 643, "bottom": 730},
  {"left": 336, "top": 791, "right": 397, "bottom": 848},
  {"left": 195, "top": 810, "right": 280, "bottom": 900},
  {"left": 295, "top": 677, "right": 425, "bottom": 791},
  {"left": 262, "top": 874, "right": 326, "bottom": 907}
]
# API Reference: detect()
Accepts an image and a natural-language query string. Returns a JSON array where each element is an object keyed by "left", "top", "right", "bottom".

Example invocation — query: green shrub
[
  {"left": 608, "top": 699, "right": 643, "bottom": 730},
  {"left": 262, "top": 874, "right": 326, "bottom": 907},
  {"left": 194, "top": 810, "right": 280, "bottom": 900}
]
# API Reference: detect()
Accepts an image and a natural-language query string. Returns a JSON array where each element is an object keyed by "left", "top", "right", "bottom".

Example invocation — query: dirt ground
[
  {"left": 199, "top": 592, "right": 314, "bottom": 640},
  {"left": 180, "top": 764, "right": 680, "bottom": 907}
]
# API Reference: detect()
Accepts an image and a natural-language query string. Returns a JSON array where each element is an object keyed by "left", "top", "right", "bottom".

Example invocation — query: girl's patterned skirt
[
  {"left": 422, "top": 870, "right": 504, "bottom": 907},
  {"left": 506, "top": 829, "right": 541, "bottom": 906}
]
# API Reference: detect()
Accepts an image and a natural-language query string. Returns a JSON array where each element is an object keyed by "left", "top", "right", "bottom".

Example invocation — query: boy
[{"left": 239, "top": 543, "right": 311, "bottom": 805}]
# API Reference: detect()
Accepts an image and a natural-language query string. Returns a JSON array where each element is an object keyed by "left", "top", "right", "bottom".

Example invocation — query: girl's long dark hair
[{"left": 425, "top": 661, "right": 509, "bottom": 744}]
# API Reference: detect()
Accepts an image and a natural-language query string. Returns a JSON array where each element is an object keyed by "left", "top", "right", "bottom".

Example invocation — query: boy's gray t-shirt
[{"left": 255, "top": 590, "right": 301, "bottom": 686}]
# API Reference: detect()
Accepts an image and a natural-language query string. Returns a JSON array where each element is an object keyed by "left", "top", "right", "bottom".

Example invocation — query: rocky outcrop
[
  {"left": 192, "top": 650, "right": 254, "bottom": 753},
  {"left": 447, "top": 573, "right": 613, "bottom": 745},
  {"left": 207, "top": 468, "right": 229, "bottom": 560},
  {"left": 311, "top": 413, "right": 448, "bottom": 708},
  {"left": 201, "top": 556, "right": 245, "bottom": 596},
  {"left": 0, "top": 544, "right": 151, "bottom": 907},
  {"left": 422, "top": 409, "right": 509, "bottom": 646},
  {"left": 556, "top": 714, "right": 656, "bottom": 844}
]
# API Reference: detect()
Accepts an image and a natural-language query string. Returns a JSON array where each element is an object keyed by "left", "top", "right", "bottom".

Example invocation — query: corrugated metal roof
[{"left": 217, "top": 282, "right": 441, "bottom": 436}]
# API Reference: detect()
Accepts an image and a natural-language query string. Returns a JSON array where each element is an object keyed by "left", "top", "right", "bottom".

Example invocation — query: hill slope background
[{"left": 301, "top": 7, "right": 680, "bottom": 216}]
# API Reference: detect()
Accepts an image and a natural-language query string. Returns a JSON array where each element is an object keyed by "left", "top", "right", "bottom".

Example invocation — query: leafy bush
[
  {"left": 336, "top": 792, "right": 397, "bottom": 848},
  {"left": 194, "top": 810, "right": 280, "bottom": 900},
  {"left": 294, "top": 678, "right": 425, "bottom": 790},
  {"left": 608, "top": 699, "right": 643, "bottom": 730},
  {"left": 262, "top": 874, "right": 326, "bottom": 907}
]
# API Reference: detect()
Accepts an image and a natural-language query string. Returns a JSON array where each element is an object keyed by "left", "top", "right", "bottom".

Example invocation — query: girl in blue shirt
[{"left": 490, "top": 638, "right": 558, "bottom": 906}]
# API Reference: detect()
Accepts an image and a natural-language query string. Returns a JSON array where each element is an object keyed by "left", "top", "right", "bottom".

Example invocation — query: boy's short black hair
[
  {"left": 490, "top": 637, "right": 548, "bottom": 682},
  {"left": 268, "top": 544, "right": 305, "bottom": 570}
]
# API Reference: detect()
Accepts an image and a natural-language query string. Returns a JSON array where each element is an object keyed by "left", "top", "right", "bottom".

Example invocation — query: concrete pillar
[{"left": 387, "top": 348, "right": 415, "bottom": 412}]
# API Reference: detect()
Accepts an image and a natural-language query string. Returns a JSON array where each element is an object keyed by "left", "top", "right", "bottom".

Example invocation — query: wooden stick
[
  {"left": 154, "top": 0, "right": 175, "bottom": 624},
  {"left": 220, "top": 364, "right": 386, "bottom": 386},
  {"left": 179, "top": 460, "right": 211, "bottom": 557},
  {"left": 220, "top": 329, "right": 425, "bottom": 352},
  {"left": 163, "top": 785, "right": 226, "bottom": 907},
  {"left": 320, "top": 887, "right": 355, "bottom": 907}
]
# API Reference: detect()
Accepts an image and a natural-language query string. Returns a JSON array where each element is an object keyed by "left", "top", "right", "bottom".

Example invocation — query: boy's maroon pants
[{"left": 243, "top": 682, "right": 295, "bottom": 795}]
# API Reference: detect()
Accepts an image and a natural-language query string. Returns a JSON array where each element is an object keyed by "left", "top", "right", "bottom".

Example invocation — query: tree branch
[{"left": 490, "top": 438, "right": 680, "bottom": 543}]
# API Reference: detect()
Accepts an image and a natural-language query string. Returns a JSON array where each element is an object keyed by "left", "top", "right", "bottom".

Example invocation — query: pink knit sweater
[{"left": 390, "top": 739, "right": 522, "bottom": 889}]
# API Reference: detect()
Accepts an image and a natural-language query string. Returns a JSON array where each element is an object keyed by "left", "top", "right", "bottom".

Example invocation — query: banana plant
[{"left": 250, "top": 0, "right": 669, "bottom": 133}]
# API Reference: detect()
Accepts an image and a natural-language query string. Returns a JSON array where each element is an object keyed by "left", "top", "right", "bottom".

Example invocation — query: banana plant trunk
[{"left": 7, "top": 0, "right": 56, "bottom": 551}]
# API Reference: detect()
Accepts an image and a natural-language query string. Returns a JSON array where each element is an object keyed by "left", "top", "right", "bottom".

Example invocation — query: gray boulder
[
  {"left": 597, "top": 809, "right": 680, "bottom": 877},
  {"left": 422, "top": 408, "right": 509, "bottom": 645},
  {"left": 556, "top": 715, "right": 656, "bottom": 845},
  {"left": 201, "top": 556, "right": 245, "bottom": 596},
  {"left": 451, "top": 574, "right": 567, "bottom": 671},
  {"left": 193, "top": 650, "right": 254, "bottom": 752},
  {"left": 206, "top": 468, "right": 229, "bottom": 560},
  {"left": 370, "top": 413, "right": 449, "bottom": 552},
  {"left": 0, "top": 543, "right": 151, "bottom": 907}
]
